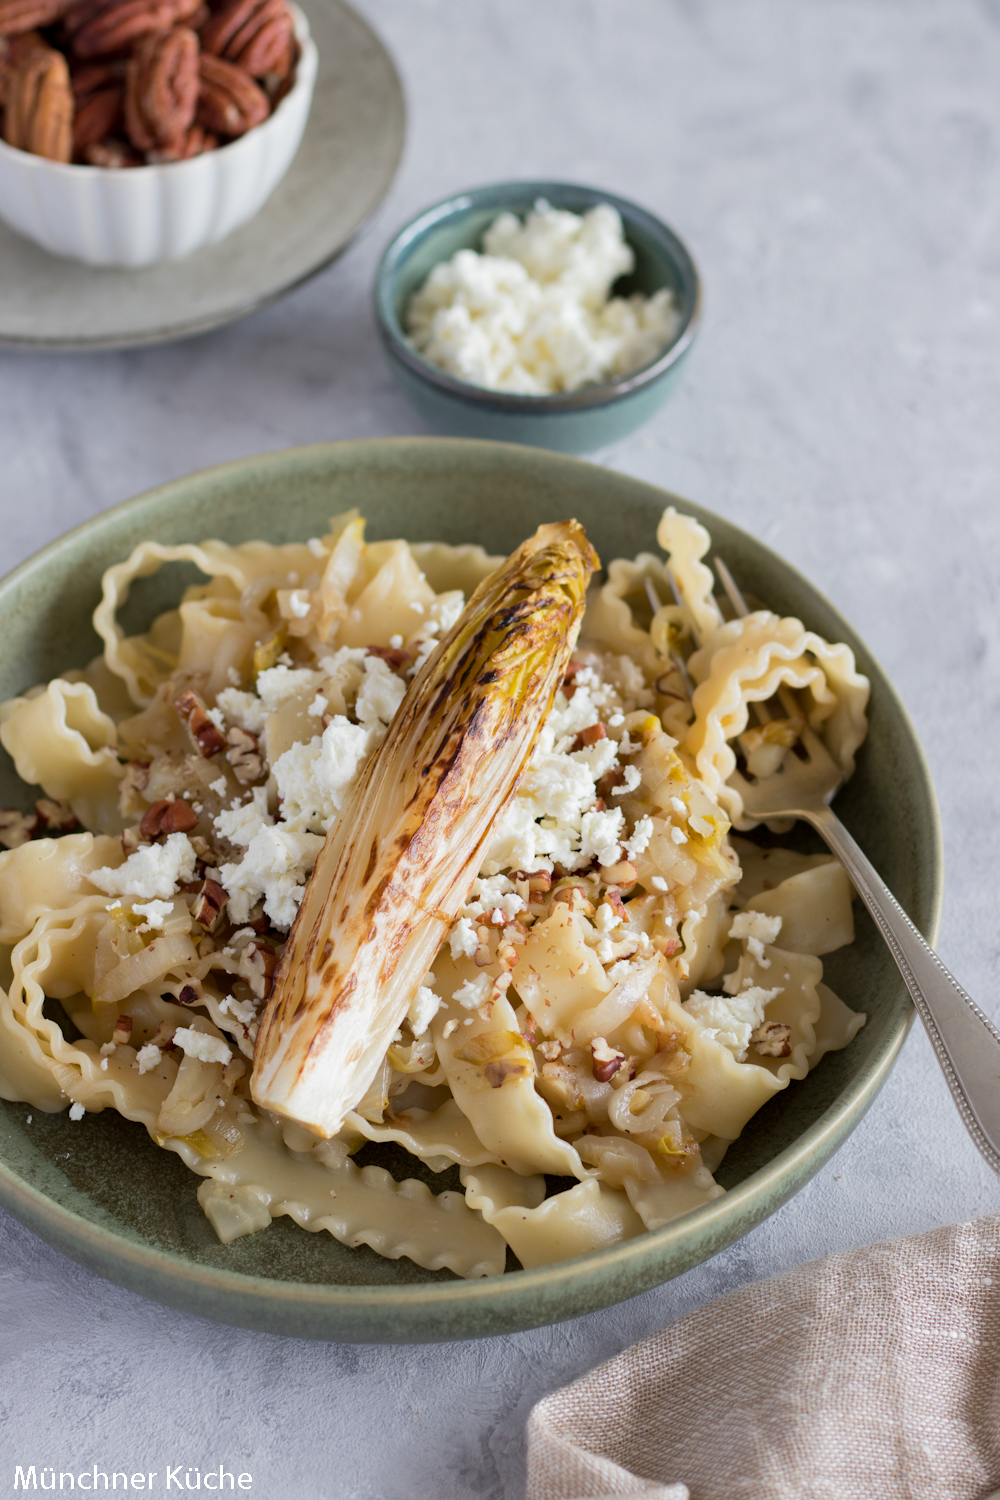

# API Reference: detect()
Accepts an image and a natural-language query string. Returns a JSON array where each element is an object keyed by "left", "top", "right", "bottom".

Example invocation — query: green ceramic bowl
[
  {"left": 374, "top": 182, "right": 701, "bottom": 453},
  {"left": 0, "top": 439, "right": 940, "bottom": 1343}
]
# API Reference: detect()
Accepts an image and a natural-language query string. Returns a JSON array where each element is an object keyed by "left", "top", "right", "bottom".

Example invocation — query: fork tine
[{"left": 713, "top": 555, "right": 750, "bottom": 619}]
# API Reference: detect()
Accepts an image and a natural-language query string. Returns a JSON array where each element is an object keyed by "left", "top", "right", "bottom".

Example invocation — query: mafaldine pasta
[{"left": 0, "top": 508, "right": 869, "bottom": 1277}]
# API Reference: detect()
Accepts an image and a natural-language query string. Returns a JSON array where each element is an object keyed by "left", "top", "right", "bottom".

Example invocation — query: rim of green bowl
[
  {"left": 374, "top": 181, "right": 702, "bottom": 414},
  {"left": 0, "top": 439, "right": 941, "bottom": 1342}
]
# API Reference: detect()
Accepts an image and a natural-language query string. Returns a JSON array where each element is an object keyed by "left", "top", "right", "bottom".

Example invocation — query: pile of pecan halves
[{"left": 0, "top": 0, "right": 297, "bottom": 167}]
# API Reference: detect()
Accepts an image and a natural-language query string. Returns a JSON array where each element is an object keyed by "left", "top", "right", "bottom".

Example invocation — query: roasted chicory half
[{"left": 251, "top": 520, "right": 599, "bottom": 1137}]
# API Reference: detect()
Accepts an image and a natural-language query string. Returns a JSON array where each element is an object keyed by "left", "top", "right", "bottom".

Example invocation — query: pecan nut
[
  {"left": 0, "top": 0, "right": 71, "bottom": 37},
  {"left": 123, "top": 26, "right": 197, "bottom": 149},
  {"left": 2, "top": 43, "right": 72, "bottom": 160},
  {"left": 199, "top": 0, "right": 292, "bottom": 79},
  {"left": 196, "top": 50, "right": 266, "bottom": 136},
  {"left": 66, "top": 0, "right": 199, "bottom": 60},
  {"left": 71, "top": 62, "right": 124, "bottom": 149}
]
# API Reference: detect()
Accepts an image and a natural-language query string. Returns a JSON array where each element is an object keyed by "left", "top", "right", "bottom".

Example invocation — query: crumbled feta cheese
[
  {"left": 272, "top": 718, "right": 376, "bottom": 835},
  {"left": 220, "top": 993, "right": 257, "bottom": 1027},
  {"left": 595, "top": 902, "right": 618, "bottom": 934},
  {"left": 406, "top": 201, "right": 679, "bottom": 395},
  {"left": 729, "top": 911, "right": 783, "bottom": 945},
  {"left": 215, "top": 785, "right": 273, "bottom": 847},
  {"left": 136, "top": 1043, "right": 163, "bottom": 1074},
  {"left": 355, "top": 657, "right": 406, "bottom": 729},
  {"left": 90, "top": 833, "right": 197, "bottom": 901},
  {"left": 173, "top": 1028, "right": 232, "bottom": 1065},
  {"left": 288, "top": 589, "right": 312, "bottom": 619},
  {"left": 670, "top": 796, "right": 687, "bottom": 815},
  {"left": 68, "top": 1101, "right": 85, "bottom": 1121},
  {"left": 215, "top": 687, "right": 267, "bottom": 735},
  {"left": 307, "top": 693, "right": 328, "bottom": 717},
  {"left": 407, "top": 985, "right": 442, "bottom": 1038},
  {"left": 389, "top": 634, "right": 403, "bottom": 649},
  {"left": 210, "top": 776, "right": 228, "bottom": 796},
  {"left": 571, "top": 736, "right": 619, "bottom": 779},
  {"left": 650, "top": 875, "right": 669, "bottom": 893},
  {"left": 670, "top": 826, "right": 688, "bottom": 845},
  {"left": 256, "top": 665, "right": 323, "bottom": 714},
  {"left": 218, "top": 825, "right": 323, "bottom": 930},
  {"left": 612, "top": 764, "right": 642, "bottom": 796},
  {"left": 100, "top": 1041, "right": 116, "bottom": 1057},
  {"left": 625, "top": 815, "right": 654, "bottom": 860},
  {"left": 307, "top": 537, "right": 326, "bottom": 558},
  {"left": 132, "top": 898, "right": 173, "bottom": 929},
  {"left": 452, "top": 973, "right": 493, "bottom": 1010},
  {"left": 608, "top": 712, "right": 625, "bottom": 728},
  {"left": 579, "top": 807, "right": 625, "bottom": 868},
  {"left": 449, "top": 916, "right": 480, "bottom": 960},
  {"left": 683, "top": 986, "right": 782, "bottom": 1061},
  {"left": 729, "top": 909, "right": 782, "bottom": 968},
  {"left": 409, "top": 601, "right": 424, "bottom": 614}
]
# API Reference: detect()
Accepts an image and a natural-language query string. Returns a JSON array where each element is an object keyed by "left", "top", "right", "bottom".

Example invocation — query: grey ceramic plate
[
  {"left": 0, "top": 440, "right": 941, "bottom": 1342},
  {"left": 0, "top": 0, "right": 404, "bottom": 351}
]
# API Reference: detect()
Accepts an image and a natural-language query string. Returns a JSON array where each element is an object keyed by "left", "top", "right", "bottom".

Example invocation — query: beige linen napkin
[{"left": 527, "top": 1214, "right": 1000, "bottom": 1500}]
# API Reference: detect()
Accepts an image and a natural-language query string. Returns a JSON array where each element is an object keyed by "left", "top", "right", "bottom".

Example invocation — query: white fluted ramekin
[{"left": 0, "top": 5, "right": 316, "bottom": 268}]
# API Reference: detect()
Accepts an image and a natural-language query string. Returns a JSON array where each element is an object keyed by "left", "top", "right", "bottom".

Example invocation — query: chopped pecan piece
[
  {"left": 191, "top": 877, "right": 227, "bottom": 931},
  {"left": 365, "top": 643, "right": 409, "bottom": 670},
  {"left": 34, "top": 797, "right": 79, "bottom": 831},
  {"left": 176, "top": 982, "right": 201, "bottom": 1005},
  {"left": 123, "top": 26, "right": 198, "bottom": 151},
  {"left": 175, "top": 688, "right": 227, "bottom": 758},
  {"left": 225, "top": 725, "right": 263, "bottom": 784},
  {"left": 604, "top": 886, "right": 630, "bottom": 923},
  {"left": 2, "top": 42, "right": 72, "bottom": 160},
  {"left": 111, "top": 1014, "right": 133, "bottom": 1044},
  {"left": 189, "top": 833, "right": 218, "bottom": 866},
  {"left": 121, "top": 824, "right": 142, "bottom": 855},
  {"left": 596, "top": 766, "right": 626, "bottom": 800},
  {"left": 599, "top": 859, "right": 637, "bottom": 888},
  {"left": 511, "top": 868, "right": 551, "bottom": 894},
  {"left": 551, "top": 883, "right": 594, "bottom": 917},
  {"left": 197, "top": 50, "right": 267, "bottom": 136},
  {"left": 752, "top": 1021, "right": 792, "bottom": 1058},
  {"left": 591, "top": 1035, "right": 626, "bottom": 1083},
  {"left": 139, "top": 797, "right": 198, "bottom": 839},
  {"left": 199, "top": 0, "right": 293, "bottom": 78},
  {"left": 0, "top": 807, "right": 38, "bottom": 848},
  {"left": 561, "top": 660, "right": 584, "bottom": 700},
  {"left": 0, "top": 0, "right": 69, "bottom": 36},
  {"left": 572, "top": 722, "right": 607, "bottom": 750}
]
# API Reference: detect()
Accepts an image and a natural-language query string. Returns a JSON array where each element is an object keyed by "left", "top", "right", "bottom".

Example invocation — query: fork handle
[{"left": 806, "top": 803, "right": 1000, "bottom": 1175}]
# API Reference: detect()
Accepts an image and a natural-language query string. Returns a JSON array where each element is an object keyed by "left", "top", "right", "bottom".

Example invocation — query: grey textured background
[{"left": 1, "top": 1, "right": 999, "bottom": 1495}]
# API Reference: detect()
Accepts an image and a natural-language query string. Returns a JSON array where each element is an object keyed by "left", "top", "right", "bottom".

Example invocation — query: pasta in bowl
[{"left": 0, "top": 441, "right": 939, "bottom": 1340}]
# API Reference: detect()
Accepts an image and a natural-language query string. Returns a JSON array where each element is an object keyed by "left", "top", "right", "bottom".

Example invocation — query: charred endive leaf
[{"left": 251, "top": 521, "right": 599, "bottom": 1137}]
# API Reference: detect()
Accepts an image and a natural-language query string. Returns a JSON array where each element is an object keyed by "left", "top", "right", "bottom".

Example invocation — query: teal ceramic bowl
[
  {"left": 0, "top": 439, "right": 940, "bottom": 1343},
  {"left": 374, "top": 182, "right": 701, "bottom": 453}
]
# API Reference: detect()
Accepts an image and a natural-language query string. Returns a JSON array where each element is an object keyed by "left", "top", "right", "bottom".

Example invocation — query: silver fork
[{"left": 710, "top": 556, "right": 1000, "bottom": 1175}]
